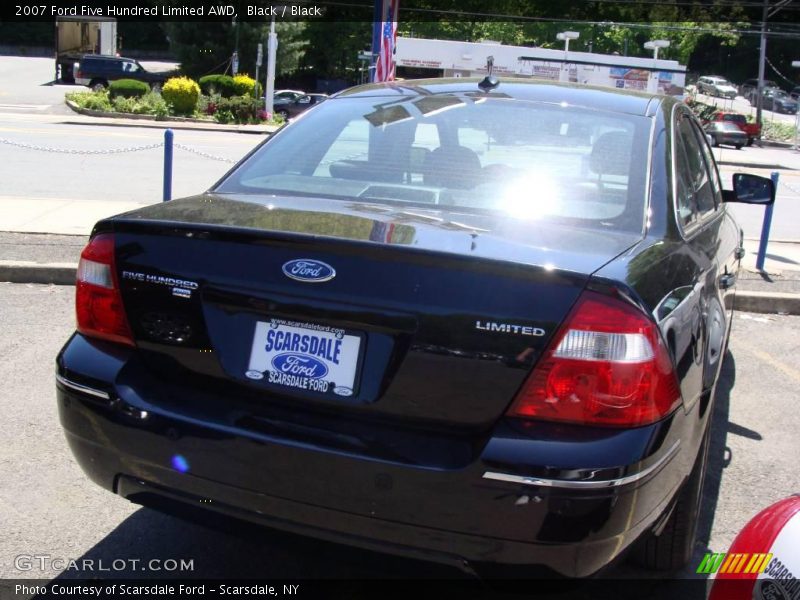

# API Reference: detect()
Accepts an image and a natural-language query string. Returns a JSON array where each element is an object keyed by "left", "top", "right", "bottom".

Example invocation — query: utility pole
[
  {"left": 756, "top": 0, "right": 768, "bottom": 135},
  {"left": 756, "top": 0, "right": 793, "bottom": 139}
]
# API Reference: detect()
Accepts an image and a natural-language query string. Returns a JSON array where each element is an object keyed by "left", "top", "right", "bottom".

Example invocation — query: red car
[{"left": 704, "top": 112, "right": 760, "bottom": 146}]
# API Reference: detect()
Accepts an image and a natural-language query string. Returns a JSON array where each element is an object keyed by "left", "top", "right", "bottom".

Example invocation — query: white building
[{"left": 395, "top": 37, "right": 686, "bottom": 95}]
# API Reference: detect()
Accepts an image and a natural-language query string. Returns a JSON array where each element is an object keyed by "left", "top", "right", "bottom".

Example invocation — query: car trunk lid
[{"left": 107, "top": 193, "right": 642, "bottom": 430}]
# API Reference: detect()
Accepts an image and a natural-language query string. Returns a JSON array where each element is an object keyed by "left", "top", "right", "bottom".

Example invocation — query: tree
[
  {"left": 300, "top": 21, "right": 372, "bottom": 81},
  {"left": 161, "top": 21, "right": 307, "bottom": 79}
]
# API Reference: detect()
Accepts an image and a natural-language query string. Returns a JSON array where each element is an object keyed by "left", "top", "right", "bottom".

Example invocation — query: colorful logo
[{"left": 697, "top": 552, "right": 774, "bottom": 575}]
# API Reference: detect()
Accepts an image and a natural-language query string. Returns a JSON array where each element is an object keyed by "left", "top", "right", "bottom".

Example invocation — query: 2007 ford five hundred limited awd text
[{"left": 56, "top": 78, "right": 775, "bottom": 577}]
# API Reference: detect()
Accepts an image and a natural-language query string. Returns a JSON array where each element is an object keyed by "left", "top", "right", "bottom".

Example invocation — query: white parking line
[{"left": 0, "top": 104, "right": 50, "bottom": 110}]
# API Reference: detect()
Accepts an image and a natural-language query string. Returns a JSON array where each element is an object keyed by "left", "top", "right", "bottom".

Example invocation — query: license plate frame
[{"left": 245, "top": 317, "right": 364, "bottom": 399}]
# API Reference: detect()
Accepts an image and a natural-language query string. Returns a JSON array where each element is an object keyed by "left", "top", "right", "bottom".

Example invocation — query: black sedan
[
  {"left": 705, "top": 121, "right": 748, "bottom": 149},
  {"left": 56, "top": 78, "right": 774, "bottom": 579},
  {"left": 274, "top": 93, "right": 328, "bottom": 120}
]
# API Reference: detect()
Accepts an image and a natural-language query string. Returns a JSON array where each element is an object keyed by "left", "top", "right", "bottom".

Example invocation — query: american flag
[{"left": 374, "top": 0, "right": 399, "bottom": 82}]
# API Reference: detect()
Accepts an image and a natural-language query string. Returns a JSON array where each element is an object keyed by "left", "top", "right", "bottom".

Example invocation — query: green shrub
[
  {"left": 66, "top": 90, "right": 112, "bottom": 112},
  {"left": 109, "top": 79, "right": 149, "bottom": 99},
  {"left": 232, "top": 74, "right": 261, "bottom": 96},
  {"left": 111, "top": 95, "right": 138, "bottom": 113},
  {"left": 162, "top": 76, "right": 200, "bottom": 115},
  {"left": 212, "top": 96, "right": 263, "bottom": 123},
  {"left": 108, "top": 91, "right": 169, "bottom": 117},
  {"left": 762, "top": 120, "right": 795, "bottom": 142},
  {"left": 198, "top": 74, "right": 237, "bottom": 97},
  {"left": 137, "top": 91, "right": 169, "bottom": 118}
]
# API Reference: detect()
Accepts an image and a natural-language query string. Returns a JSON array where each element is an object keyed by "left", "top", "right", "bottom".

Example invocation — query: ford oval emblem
[
  {"left": 282, "top": 259, "right": 336, "bottom": 283},
  {"left": 271, "top": 353, "right": 329, "bottom": 379}
]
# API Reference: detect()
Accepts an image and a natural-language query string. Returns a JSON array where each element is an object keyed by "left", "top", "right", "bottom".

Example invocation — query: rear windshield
[{"left": 216, "top": 94, "right": 653, "bottom": 233}]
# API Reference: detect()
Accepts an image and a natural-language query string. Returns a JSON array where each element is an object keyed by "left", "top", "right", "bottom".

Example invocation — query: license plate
[{"left": 246, "top": 318, "right": 361, "bottom": 398}]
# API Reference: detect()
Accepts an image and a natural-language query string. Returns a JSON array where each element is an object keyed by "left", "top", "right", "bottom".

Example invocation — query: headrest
[
  {"left": 589, "top": 131, "right": 632, "bottom": 177},
  {"left": 423, "top": 146, "right": 482, "bottom": 189}
]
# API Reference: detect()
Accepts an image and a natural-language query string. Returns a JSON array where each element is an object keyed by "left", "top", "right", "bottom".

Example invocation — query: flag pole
[{"left": 371, "top": 0, "right": 382, "bottom": 83}]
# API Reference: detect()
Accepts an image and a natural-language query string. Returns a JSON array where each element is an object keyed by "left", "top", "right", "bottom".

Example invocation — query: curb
[
  {"left": 2, "top": 262, "right": 800, "bottom": 315},
  {"left": 732, "top": 291, "right": 800, "bottom": 316},
  {"left": 0, "top": 261, "right": 77, "bottom": 285},
  {"left": 717, "top": 160, "right": 792, "bottom": 170},
  {"left": 758, "top": 140, "right": 795, "bottom": 149}
]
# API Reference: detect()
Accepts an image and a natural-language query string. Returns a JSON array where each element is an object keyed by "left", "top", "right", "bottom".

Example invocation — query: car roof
[{"left": 335, "top": 77, "right": 664, "bottom": 117}]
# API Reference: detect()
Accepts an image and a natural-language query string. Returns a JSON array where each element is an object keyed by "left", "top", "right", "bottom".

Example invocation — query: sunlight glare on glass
[{"left": 499, "top": 173, "right": 562, "bottom": 220}]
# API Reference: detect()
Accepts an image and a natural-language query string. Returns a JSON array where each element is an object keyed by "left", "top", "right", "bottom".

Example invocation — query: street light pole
[
  {"left": 644, "top": 40, "right": 670, "bottom": 94},
  {"left": 265, "top": 14, "right": 278, "bottom": 117},
  {"left": 556, "top": 31, "right": 579, "bottom": 83}
]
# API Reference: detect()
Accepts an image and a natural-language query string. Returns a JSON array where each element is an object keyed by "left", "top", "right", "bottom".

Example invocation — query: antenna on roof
[{"left": 479, "top": 55, "right": 499, "bottom": 91}]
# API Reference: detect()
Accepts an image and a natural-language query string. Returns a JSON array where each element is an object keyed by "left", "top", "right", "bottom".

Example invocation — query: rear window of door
[{"left": 674, "top": 110, "right": 719, "bottom": 231}]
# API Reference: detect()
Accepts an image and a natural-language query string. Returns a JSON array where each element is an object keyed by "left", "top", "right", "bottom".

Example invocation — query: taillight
[
  {"left": 76, "top": 233, "right": 134, "bottom": 346},
  {"left": 507, "top": 290, "right": 681, "bottom": 427}
]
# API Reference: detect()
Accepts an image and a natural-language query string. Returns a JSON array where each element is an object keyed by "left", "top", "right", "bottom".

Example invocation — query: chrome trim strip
[
  {"left": 56, "top": 374, "right": 111, "bottom": 401},
  {"left": 482, "top": 440, "right": 681, "bottom": 490}
]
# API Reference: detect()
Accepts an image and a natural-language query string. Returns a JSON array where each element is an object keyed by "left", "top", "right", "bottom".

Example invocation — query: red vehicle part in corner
[{"left": 708, "top": 495, "right": 800, "bottom": 600}]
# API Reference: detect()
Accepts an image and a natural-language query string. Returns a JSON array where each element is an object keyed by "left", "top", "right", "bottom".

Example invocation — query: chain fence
[
  {"left": 0, "top": 137, "right": 163, "bottom": 155},
  {"left": 0, "top": 137, "right": 238, "bottom": 164},
  {"left": 4, "top": 135, "right": 798, "bottom": 197},
  {"left": 173, "top": 142, "right": 237, "bottom": 163}
]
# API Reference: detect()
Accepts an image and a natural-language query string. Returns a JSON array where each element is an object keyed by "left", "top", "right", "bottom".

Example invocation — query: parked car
[
  {"left": 696, "top": 76, "right": 738, "bottom": 99},
  {"left": 745, "top": 85, "right": 781, "bottom": 107},
  {"left": 704, "top": 121, "right": 747, "bottom": 149},
  {"left": 72, "top": 54, "right": 174, "bottom": 91},
  {"left": 739, "top": 78, "right": 779, "bottom": 99},
  {"left": 57, "top": 78, "right": 774, "bottom": 579},
  {"left": 274, "top": 89, "right": 305, "bottom": 103},
  {"left": 274, "top": 93, "right": 328, "bottom": 119},
  {"left": 703, "top": 111, "right": 760, "bottom": 146},
  {"left": 762, "top": 89, "right": 798, "bottom": 114}
]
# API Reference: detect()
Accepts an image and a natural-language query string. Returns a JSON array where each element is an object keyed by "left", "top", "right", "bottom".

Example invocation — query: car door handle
[{"left": 719, "top": 273, "right": 736, "bottom": 289}]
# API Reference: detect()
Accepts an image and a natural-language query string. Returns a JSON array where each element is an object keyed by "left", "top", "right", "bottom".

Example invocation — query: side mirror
[{"left": 722, "top": 173, "right": 775, "bottom": 205}]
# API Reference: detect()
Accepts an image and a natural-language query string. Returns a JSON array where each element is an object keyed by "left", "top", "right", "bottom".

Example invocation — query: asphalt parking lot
[{"left": 1, "top": 282, "right": 798, "bottom": 596}]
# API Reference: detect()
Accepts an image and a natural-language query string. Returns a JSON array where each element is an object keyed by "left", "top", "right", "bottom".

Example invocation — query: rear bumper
[{"left": 56, "top": 334, "right": 693, "bottom": 577}]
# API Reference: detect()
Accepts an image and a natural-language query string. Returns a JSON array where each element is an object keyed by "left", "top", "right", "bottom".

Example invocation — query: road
[
  {"left": 0, "top": 118, "right": 261, "bottom": 204},
  {"left": 0, "top": 57, "right": 177, "bottom": 115},
  {"left": 0, "top": 56, "right": 252, "bottom": 206},
  {"left": 0, "top": 282, "right": 798, "bottom": 594}
]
